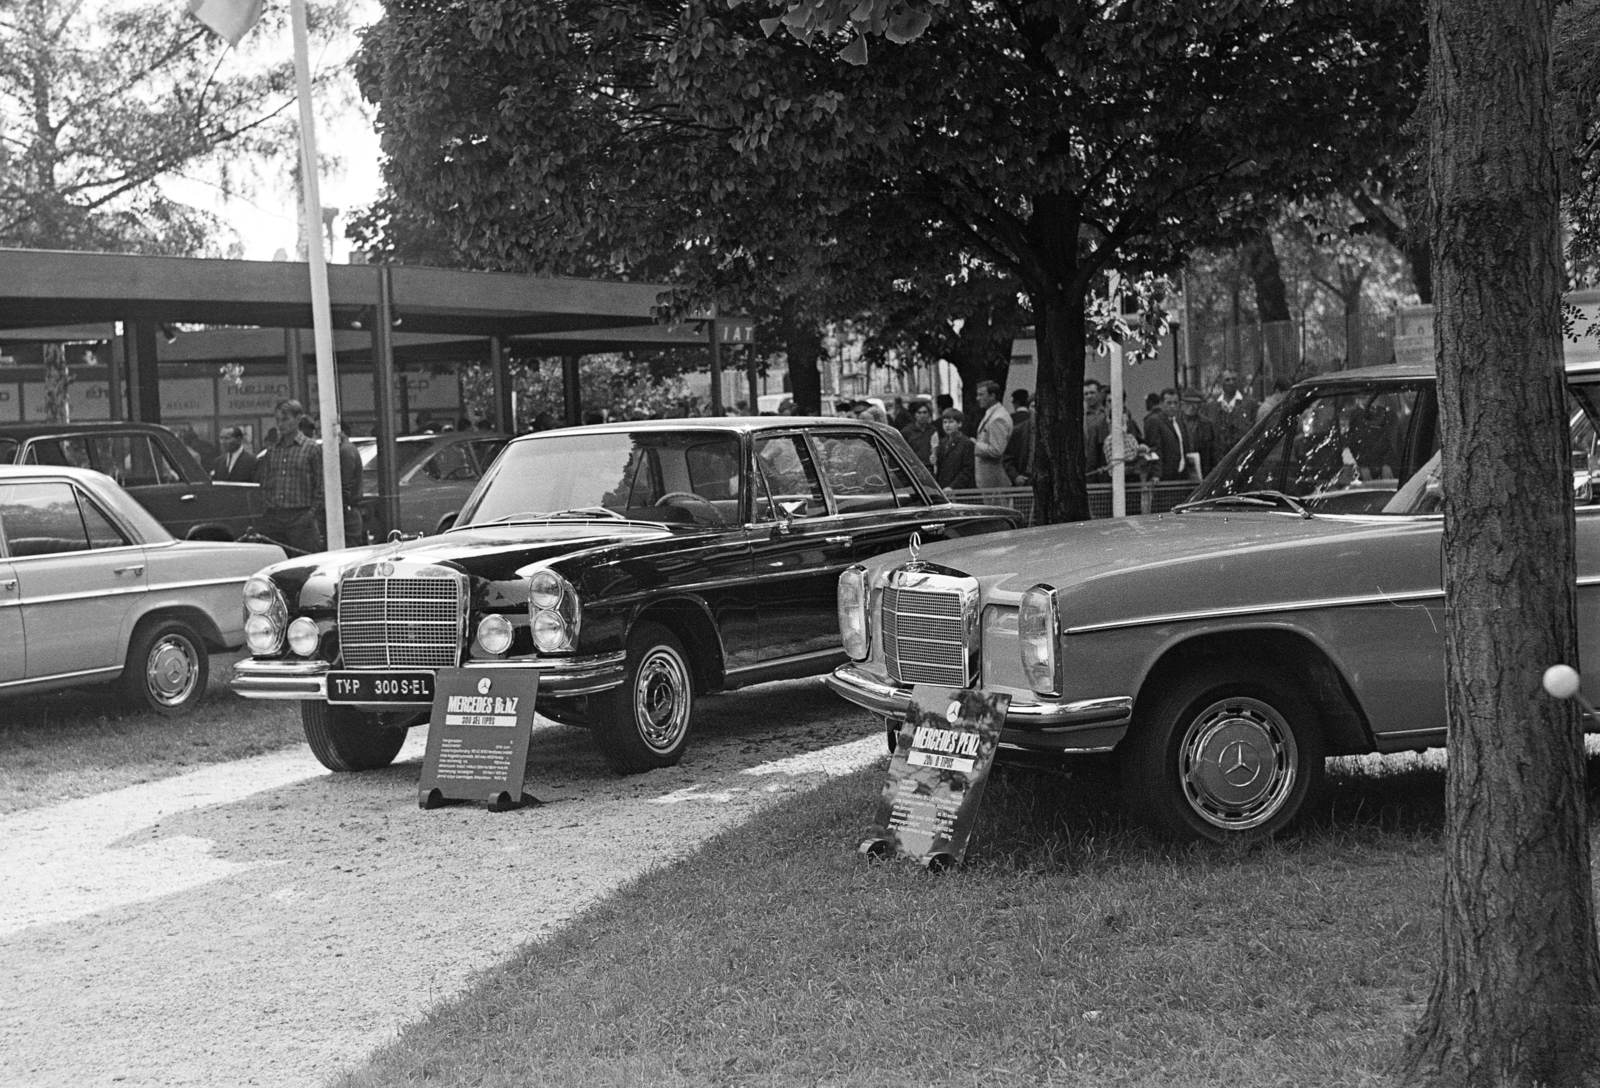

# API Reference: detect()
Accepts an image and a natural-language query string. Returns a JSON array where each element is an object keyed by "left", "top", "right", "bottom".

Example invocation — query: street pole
[
  {"left": 290, "top": 0, "right": 345, "bottom": 550},
  {"left": 1108, "top": 272, "right": 1126, "bottom": 518}
]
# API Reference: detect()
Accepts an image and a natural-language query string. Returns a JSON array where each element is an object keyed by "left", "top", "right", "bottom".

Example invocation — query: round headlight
[
  {"left": 529, "top": 570, "right": 564, "bottom": 610},
  {"left": 477, "top": 614, "right": 514, "bottom": 655},
  {"left": 244, "top": 576, "right": 277, "bottom": 615},
  {"left": 245, "top": 613, "right": 282, "bottom": 654},
  {"left": 532, "top": 609, "right": 569, "bottom": 652},
  {"left": 286, "top": 617, "right": 320, "bottom": 657}
]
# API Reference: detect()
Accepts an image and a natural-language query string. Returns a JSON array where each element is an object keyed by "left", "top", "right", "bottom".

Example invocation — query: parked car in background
[
  {"left": 351, "top": 431, "right": 509, "bottom": 538},
  {"left": 0, "top": 464, "right": 283, "bottom": 712},
  {"left": 0, "top": 422, "right": 264, "bottom": 541},
  {"left": 233, "top": 417, "right": 1024, "bottom": 774},
  {"left": 827, "top": 360, "right": 1600, "bottom": 844}
]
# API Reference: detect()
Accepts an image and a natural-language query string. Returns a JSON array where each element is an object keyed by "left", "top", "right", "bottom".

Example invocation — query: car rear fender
[
  {"left": 629, "top": 596, "right": 725, "bottom": 694},
  {"left": 1132, "top": 626, "right": 1375, "bottom": 756}
]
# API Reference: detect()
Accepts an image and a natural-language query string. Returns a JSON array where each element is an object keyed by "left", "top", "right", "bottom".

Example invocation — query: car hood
[
  {"left": 262, "top": 519, "right": 684, "bottom": 603},
  {"left": 876, "top": 511, "right": 1444, "bottom": 626}
]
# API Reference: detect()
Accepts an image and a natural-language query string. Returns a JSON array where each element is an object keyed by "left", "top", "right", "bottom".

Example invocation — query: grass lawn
[
  {"left": 337, "top": 749, "right": 1600, "bottom": 1088},
  {"left": 0, "top": 651, "right": 304, "bottom": 814}
]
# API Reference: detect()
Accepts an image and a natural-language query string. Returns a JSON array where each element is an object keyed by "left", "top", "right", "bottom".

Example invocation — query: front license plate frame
[{"left": 326, "top": 670, "right": 436, "bottom": 704}]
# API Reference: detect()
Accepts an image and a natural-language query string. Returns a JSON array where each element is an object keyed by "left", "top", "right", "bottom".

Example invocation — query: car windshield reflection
[{"left": 460, "top": 431, "right": 742, "bottom": 528}]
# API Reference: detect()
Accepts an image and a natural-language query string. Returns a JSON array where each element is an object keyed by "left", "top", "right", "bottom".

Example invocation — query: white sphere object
[{"left": 1543, "top": 664, "right": 1582, "bottom": 700}]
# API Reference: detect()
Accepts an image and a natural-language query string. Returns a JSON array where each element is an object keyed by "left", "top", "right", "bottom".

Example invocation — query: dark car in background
[
  {"left": 0, "top": 422, "right": 264, "bottom": 541},
  {"left": 351, "top": 431, "right": 509, "bottom": 538},
  {"left": 233, "top": 417, "right": 1024, "bottom": 775}
]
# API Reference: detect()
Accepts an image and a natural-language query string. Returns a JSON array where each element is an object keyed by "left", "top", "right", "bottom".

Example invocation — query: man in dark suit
[
  {"left": 1178, "top": 388, "right": 1222, "bottom": 476},
  {"left": 212, "top": 426, "right": 257, "bottom": 481},
  {"left": 1142, "top": 388, "right": 1190, "bottom": 481}
]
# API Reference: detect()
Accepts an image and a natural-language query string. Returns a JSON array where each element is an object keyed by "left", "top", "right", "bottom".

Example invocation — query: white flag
[{"left": 187, "top": 0, "right": 263, "bottom": 46}]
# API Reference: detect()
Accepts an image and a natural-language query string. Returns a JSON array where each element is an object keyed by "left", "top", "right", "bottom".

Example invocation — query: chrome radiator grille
[
  {"left": 338, "top": 575, "right": 464, "bottom": 668},
  {"left": 883, "top": 585, "right": 970, "bottom": 687}
]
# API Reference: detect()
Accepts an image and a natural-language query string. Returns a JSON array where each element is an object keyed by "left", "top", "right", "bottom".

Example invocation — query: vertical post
[
  {"left": 490, "top": 335, "right": 513, "bottom": 432},
  {"left": 291, "top": 0, "right": 345, "bottom": 550},
  {"left": 126, "top": 321, "right": 161, "bottom": 423},
  {"left": 708, "top": 318, "right": 723, "bottom": 416},
  {"left": 372, "top": 265, "right": 400, "bottom": 538},
  {"left": 563, "top": 355, "right": 582, "bottom": 425},
  {"left": 1108, "top": 273, "right": 1126, "bottom": 518},
  {"left": 284, "top": 328, "right": 307, "bottom": 405},
  {"left": 747, "top": 348, "right": 759, "bottom": 415},
  {"left": 108, "top": 327, "right": 125, "bottom": 420},
  {"left": 1180, "top": 267, "right": 1195, "bottom": 389}
]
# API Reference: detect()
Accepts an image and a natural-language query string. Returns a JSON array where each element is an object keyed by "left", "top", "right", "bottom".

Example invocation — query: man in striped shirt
[{"left": 254, "top": 398, "right": 325, "bottom": 554}]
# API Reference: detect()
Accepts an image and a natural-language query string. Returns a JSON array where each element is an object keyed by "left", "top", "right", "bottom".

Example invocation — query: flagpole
[{"left": 290, "top": 0, "right": 346, "bottom": 550}]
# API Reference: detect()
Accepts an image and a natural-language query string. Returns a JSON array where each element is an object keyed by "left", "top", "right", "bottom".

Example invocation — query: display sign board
[
  {"left": 863, "top": 685, "right": 1010, "bottom": 869},
  {"left": 418, "top": 669, "right": 540, "bottom": 811},
  {"left": 717, "top": 317, "right": 756, "bottom": 345}
]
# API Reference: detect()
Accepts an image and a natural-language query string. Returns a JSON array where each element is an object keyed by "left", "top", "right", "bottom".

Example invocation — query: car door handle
[
  {"left": 0, "top": 579, "right": 14, "bottom": 590},
  {"left": 179, "top": 494, "right": 196, "bottom": 502},
  {"left": 825, "top": 535, "right": 853, "bottom": 546},
  {"left": 113, "top": 565, "right": 145, "bottom": 576},
  {"left": 919, "top": 523, "right": 946, "bottom": 534}
]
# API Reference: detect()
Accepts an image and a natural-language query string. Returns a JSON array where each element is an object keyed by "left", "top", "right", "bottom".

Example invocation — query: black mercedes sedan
[{"left": 231, "top": 417, "right": 1023, "bottom": 774}]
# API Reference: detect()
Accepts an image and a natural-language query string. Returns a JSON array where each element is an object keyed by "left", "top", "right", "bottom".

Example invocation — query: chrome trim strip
[
  {"left": 999, "top": 740, "right": 1118, "bottom": 755},
  {"left": 1063, "top": 588, "right": 1446, "bottom": 635},
  {"left": 723, "top": 648, "right": 843, "bottom": 681},
  {"left": 147, "top": 575, "right": 249, "bottom": 592},
  {"left": 19, "top": 585, "right": 149, "bottom": 605},
  {"left": 1378, "top": 727, "right": 1448, "bottom": 739},
  {"left": 0, "top": 665, "right": 120, "bottom": 689}
]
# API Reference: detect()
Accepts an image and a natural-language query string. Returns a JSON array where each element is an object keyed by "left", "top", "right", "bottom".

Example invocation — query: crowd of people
[{"left": 1083, "top": 369, "right": 1280, "bottom": 484}]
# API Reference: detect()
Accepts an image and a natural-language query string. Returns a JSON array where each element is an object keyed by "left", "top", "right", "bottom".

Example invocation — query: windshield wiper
[
  {"left": 486, "top": 507, "right": 628, "bottom": 524},
  {"left": 1173, "top": 490, "right": 1314, "bottom": 519}
]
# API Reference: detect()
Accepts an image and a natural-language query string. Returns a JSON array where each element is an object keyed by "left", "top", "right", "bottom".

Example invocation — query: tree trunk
[
  {"left": 1029, "top": 281, "right": 1089, "bottom": 524},
  {"left": 1401, "top": 0, "right": 1600, "bottom": 1082},
  {"left": 1242, "top": 230, "right": 1293, "bottom": 323},
  {"left": 780, "top": 303, "right": 824, "bottom": 415},
  {"left": 43, "top": 342, "right": 69, "bottom": 423}
]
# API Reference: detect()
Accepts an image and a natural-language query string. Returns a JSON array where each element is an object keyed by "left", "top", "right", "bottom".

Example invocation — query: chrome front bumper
[
  {"left": 824, "top": 662, "right": 1134, "bottom": 753},
  {"left": 231, "top": 651, "right": 628, "bottom": 707}
]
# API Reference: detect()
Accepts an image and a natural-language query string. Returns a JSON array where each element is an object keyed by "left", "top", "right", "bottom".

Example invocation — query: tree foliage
[{"left": 0, "top": 0, "right": 343, "bottom": 253}]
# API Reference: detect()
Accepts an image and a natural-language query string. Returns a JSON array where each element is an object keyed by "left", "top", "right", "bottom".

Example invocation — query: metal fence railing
[{"left": 949, "top": 481, "right": 1199, "bottom": 524}]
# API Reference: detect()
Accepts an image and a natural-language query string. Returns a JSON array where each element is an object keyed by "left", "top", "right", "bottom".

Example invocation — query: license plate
[{"left": 326, "top": 670, "right": 435, "bottom": 704}]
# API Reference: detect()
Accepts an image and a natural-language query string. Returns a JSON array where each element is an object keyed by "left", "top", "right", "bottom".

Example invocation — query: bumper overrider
[
  {"left": 231, "top": 651, "right": 628, "bottom": 706},
  {"left": 825, "top": 662, "right": 1134, "bottom": 754}
]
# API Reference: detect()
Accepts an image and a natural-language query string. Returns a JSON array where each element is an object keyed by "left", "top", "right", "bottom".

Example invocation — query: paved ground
[{"left": 0, "top": 678, "right": 883, "bottom": 1088}]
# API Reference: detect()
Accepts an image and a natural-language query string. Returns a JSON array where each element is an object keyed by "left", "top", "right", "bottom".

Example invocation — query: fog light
[
  {"left": 477, "top": 614, "right": 514, "bottom": 654},
  {"left": 532, "top": 609, "right": 569, "bottom": 652},
  {"left": 245, "top": 613, "right": 282, "bottom": 655},
  {"left": 1019, "top": 584, "right": 1060, "bottom": 696},
  {"left": 286, "top": 617, "right": 320, "bottom": 656},
  {"left": 838, "top": 565, "right": 870, "bottom": 660}
]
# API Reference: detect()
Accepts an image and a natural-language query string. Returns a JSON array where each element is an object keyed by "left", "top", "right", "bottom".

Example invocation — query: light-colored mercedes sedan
[
  {"left": 0, "top": 465, "right": 284, "bottom": 713},
  {"left": 828, "top": 360, "right": 1600, "bottom": 843}
]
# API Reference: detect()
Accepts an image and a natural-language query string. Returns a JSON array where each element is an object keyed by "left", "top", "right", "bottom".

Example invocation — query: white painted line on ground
[
  {"left": 740, "top": 734, "right": 885, "bottom": 777},
  {"left": 0, "top": 731, "right": 428, "bottom": 937}
]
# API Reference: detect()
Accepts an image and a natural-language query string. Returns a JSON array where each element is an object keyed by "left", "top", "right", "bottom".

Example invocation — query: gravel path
[{"left": 0, "top": 678, "right": 882, "bottom": 1088}]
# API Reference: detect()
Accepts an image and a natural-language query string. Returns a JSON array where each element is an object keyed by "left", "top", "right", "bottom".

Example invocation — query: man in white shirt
[{"left": 972, "top": 380, "right": 1013, "bottom": 489}]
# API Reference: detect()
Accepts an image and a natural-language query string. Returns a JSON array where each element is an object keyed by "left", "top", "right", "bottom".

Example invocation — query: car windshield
[
  {"left": 1189, "top": 381, "right": 1438, "bottom": 515},
  {"left": 1191, "top": 377, "right": 1600, "bottom": 516},
  {"left": 459, "top": 430, "right": 743, "bottom": 528}
]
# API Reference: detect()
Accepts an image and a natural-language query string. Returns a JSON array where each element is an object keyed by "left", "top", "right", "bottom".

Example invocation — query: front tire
[
  {"left": 301, "top": 702, "right": 407, "bottom": 772},
  {"left": 592, "top": 622, "right": 695, "bottom": 774},
  {"left": 1121, "top": 663, "right": 1322, "bottom": 843},
  {"left": 124, "top": 618, "right": 209, "bottom": 715}
]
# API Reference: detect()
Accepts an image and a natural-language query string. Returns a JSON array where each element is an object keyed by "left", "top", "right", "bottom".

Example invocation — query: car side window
[
  {"left": 753, "top": 435, "right": 827, "bottom": 521},
  {"left": 882, "top": 445, "right": 929, "bottom": 508},
  {"left": 1568, "top": 383, "right": 1600, "bottom": 506},
  {"left": 471, "top": 439, "right": 508, "bottom": 473},
  {"left": 422, "top": 444, "right": 477, "bottom": 481},
  {"left": 811, "top": 434, "right": 897, "bottom": 513},
  {"left": 0, "top": 482, "right": 92, "bottom": 557},
  {"left": 79, "top": 493, "right": 130, "bottom": 549}
]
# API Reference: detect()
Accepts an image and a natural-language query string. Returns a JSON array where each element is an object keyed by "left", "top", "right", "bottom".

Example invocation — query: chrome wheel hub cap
[
  {"left": 148, "top": 636, "right": 200, "bottom": 706},
  {"left": 634, "top": 648, "right": 690, "bottom": 752},
  {"left": 1179, "top": 696, "right": 1297, "bottom": 831}
]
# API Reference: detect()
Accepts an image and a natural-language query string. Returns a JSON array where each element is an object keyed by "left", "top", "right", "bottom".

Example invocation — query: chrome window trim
[{"left": 1063, "top": 587, "right": 1446, "bottom": 636}]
